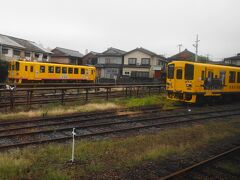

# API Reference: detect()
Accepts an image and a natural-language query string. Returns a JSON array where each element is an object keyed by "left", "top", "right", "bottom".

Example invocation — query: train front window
[
  {"left": 176, "top": 69, "right": 182, "bottom": 79},
  {"left": 16, "top": 62, "right": 20, "bottom": 71},
  {"left": 185, "top": 64, "right": 194, "bottom": 80},
  {"left": 167, "top": 64, "right": 174, "bottom": 79}
]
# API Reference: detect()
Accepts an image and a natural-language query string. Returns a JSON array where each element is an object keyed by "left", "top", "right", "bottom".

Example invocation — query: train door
[
  {"left": 204, "top": 69, "right": 214, "bottom": 90},
  {"left": 174, "top": 67, "right": 183, "bottom": 91},
  {"left": 29, "top": 65, "right": 35, "bottom": 80}
]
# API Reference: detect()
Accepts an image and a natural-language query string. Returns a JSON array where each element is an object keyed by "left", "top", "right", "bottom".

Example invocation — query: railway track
[
  {"left": 0, "top": 104, "right": 240, "bottom": 150},
  {"left": 161, "top": 145, "right": 240, "bottom": 179}
]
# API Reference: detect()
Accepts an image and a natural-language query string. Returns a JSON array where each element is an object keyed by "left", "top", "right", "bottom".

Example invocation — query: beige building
[
  {"left": 123, "top": 47, "right": 167, "bottom": 79},
  {"left": 51, "top": 47, "right": 83, "bottom": 65}
]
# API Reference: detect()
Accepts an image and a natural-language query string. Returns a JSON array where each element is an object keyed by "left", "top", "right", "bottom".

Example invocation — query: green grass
[
  {"left": 0, "top": 94, "right": 175, "bottom": 121},
  {"left": 0, "top": 119, "right": 239, "bottom": 179}
]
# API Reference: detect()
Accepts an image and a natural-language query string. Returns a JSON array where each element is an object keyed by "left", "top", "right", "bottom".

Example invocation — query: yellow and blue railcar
[
  {"left": 8, "top": 60, "right": 96, "bottom": 83},
  {"left": 166, "top": 61, "right": 240, "bottom": 103}
]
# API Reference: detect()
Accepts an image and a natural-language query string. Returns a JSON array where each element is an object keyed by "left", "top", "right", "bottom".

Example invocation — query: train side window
[
  {"left": 16, "top": 62, "right": 20, "bottom": 71},
  {"left": 68, "top": 68, "right": 73, "bottom": 74},
  {"left": 237, "top": 72, "right": 240, "bottom": 83},
  {"left": 40, "top": 66, "right": 45, "bottom": 73},
  {"left": 185, "top": 64, "right": 194, "bottom": 80},
  {"left": 62, "top": 67, "right": 67, "bottom": 74},
  {"left": 12, "top": 65, "right": 15, "bottom": 70},
  {"left": 81, "top": 69, "right": 85, "bottom": 74},
  {"left": 91, "top": 70, "right": 94, "bottom": 75},
  {"left": 30, "top": 66, "right": 33, "bottom": 72},
  {"left": 48, "top": 66, "right": 54, "bottom": 73},
  {"left": 176, "top": 69, "right": 182, "bottom": 79},
  {"left": 74, "top": 68, "right": 79, "bottom": 74},
  {"left": 167, "top": 64, "right": 174, "bottom": 79},
  {"left": 201, "top": 71, "right": 205, "bottom": 80},
  {"left": 56, "top": 67, "right": 61, "bottom": 73},
  {"left": 25, "top": 66, "right": 28, "bottom": 71},
  {"left": 229, "top": 71, "right": 236, "bottom": 83}
]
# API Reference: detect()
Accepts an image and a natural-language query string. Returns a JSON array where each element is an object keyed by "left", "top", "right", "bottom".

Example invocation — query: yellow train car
[
  {"left": 166, "top": 61, "right": 240, "bottom": 103},
  {"left": 8, "top": 60, "right": 96, "bottom": 83}
]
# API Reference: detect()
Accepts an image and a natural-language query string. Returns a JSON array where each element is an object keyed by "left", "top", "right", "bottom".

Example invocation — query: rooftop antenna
[{"left": 193, "top": 35, "right": 200, "bottom": 62}]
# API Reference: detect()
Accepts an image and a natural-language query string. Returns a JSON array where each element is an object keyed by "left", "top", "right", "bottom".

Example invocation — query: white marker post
[{"left": 71, "top": 128, "right": 76, "bottom": 163}]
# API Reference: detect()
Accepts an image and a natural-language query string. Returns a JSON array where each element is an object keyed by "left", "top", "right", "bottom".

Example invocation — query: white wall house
[{"left": 123, "top": 47, "right": 167, "bottom": 79}]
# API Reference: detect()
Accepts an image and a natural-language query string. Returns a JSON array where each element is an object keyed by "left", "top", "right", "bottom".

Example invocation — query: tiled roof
[
  {"left": 52, "top": 47, "right": 83, "bottom": 58},
  {"left": 99, "top": 47, "right": 126, "bottom": 56},
  {"left": 0, "top": 34, "right": 51, "bottom": 53},
  {"left": 125, "top": 47, "right": 166, "bottom": 61}
]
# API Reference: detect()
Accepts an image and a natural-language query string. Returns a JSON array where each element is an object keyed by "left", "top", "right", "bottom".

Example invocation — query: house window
[
  {"left": 128, "top": 58, "right": 137, "bottom": 65},
  {"left": 55, "top": 67, "right": 61, "bottom": 73},
  {"left": 131, "top": 71, "right": 149, "bottom": 78},
  {"left": 141, "top": 58, "right": 150, "bottom": 65},
  {"left": 105, "top": 57, "right": 111, "bottom": 64},
  {"left": 40, "top": 66, "right": 45, "bottom": 73},
  {"left": 13, "top": 50, "right": 20, "bottom": 56},
  {"left": 70, "top": 58, "right": 77, "bottom": 64},
  {"left": 68, "top": 68, "right": 73, "bottom": 74},
  {"left": 43, "top": 54, "right": 48, "bottom": 59},
  {"left": 74, "top": 68, "right": 79, "bottom": 74},
  {"left": 25, "top": 52, "right": 31, "bottom": 57},
  {"left": 48, "top": 66, "right": 54, "bottom": 73},
  {"left": 2, "top": 48, "right": 9, "bottom": 54},
  {"left": 35, "top": 53, "right": 40, "bottom": 58}
]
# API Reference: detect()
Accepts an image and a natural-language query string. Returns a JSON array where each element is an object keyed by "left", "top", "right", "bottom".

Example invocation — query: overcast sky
[{"left": 1, "top": 0, "right": 239, "bottom": 60}]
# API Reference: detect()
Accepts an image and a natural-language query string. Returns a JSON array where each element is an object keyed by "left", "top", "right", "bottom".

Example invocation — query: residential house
[
  {"left": 81, "top": 51, "right": 98, "bottom": 65},
  {"left": 51, "top": 47, "right": 83, "bottom": 65},
  {"left": 0, "top": 34, "right": 52, "bottom": 62},
  {"left": 122, "top": 47, "right": 167, "bottom": 80},
  {"left": 168, "top": 49, "right": 208, "bottom": 62},
  {"left": 96, "top": 47, "right": 126, "bottom": 79},
  {"left": 224, "top": 53, "right": 240, "bottom": 65}
]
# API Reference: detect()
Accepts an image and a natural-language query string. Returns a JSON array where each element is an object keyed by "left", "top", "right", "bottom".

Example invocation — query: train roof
[
  {"left": 169, "top": 60, "right": 240, "bottom": 70},
  {"left": 11, "top": 60, "right": 96, "bottom": 69}
]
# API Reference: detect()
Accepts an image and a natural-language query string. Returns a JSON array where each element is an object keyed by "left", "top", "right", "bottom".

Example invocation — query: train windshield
[
  {"left": 167, "top": 64, "right": 174, "bottom": 79},
  {"left": 185, "top": 64, "right": 194, "bottom": 80}
]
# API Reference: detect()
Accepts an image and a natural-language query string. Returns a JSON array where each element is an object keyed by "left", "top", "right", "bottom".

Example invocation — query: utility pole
[
  {"left": 177, "top": 44, "right": 182, "bottom": 53},
  {"left": 193, "top": 35, "right": 200, "bottom": 62}
]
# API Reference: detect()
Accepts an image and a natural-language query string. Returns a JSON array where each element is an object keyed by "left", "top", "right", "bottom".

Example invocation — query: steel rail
[
  {"left": 0, "top": 107, "right": 240, "bottom": 150},
  {"left": 160, "top": 145, "right": 240, "bottom": 180}
]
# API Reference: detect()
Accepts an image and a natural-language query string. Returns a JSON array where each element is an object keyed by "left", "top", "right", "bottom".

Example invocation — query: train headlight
[{"left": 186, "top": 83, "right": 192, "bottom": 87}]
